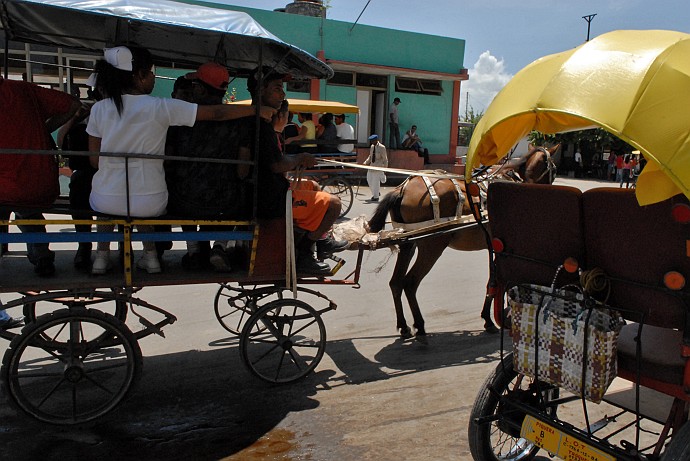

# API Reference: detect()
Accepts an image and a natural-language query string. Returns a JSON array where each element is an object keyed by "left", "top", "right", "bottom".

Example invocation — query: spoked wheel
[
  {"left": 240, "top": 299, "right": 326, "bottom": 384},
  {"left": 321, "top": 177, "right": 353, "bottom": 218},
  {"left": 214, "top": 284, "right": 329, "bottom": 336},
  {"left": 21, "top": 291, "right": 129, "bottom": 349},
  {"left": 468, "top": 353, "right": 559, "bottom": 461},
  {"left": 1, "top": 308, "right": 142, "bottom": 425},
  {"left": 23, "top": 291, "right": 128, "bottom": 324}
]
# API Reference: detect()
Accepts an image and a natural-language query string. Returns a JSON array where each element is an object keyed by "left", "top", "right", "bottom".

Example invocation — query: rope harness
[{"left": 392, "top": 175, "right": 466, "bottom": 231}]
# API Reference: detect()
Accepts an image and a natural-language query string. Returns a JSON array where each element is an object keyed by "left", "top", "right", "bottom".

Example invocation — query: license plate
[{"left": 521, "top": 415, "right": 616, "bottom": 461}]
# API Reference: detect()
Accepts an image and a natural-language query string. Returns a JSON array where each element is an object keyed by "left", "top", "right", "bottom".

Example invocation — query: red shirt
[
  {"left": 0, "top": 78, "right": 75, "bottom": 206},
  {"left": 615, "top": 155, "right": 624, "bottom": 169}
]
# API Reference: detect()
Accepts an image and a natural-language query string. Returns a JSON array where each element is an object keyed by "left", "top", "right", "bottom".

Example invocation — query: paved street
[{"left": 0, "top": 176, "right": 616, "bottom": 461}]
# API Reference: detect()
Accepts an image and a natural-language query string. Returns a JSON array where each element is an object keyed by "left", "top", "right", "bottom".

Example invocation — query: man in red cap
[{"left": 165, "top": 62, "right": 247, "bottom": 271}]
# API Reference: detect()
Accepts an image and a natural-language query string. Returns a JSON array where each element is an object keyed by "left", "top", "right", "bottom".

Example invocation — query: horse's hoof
[
  {"left": 399, "top": 327, "right": 413, "bottom": 339},
  {"left": 484, "top": 323, "right": 500, "bottom": 334},
  {"left": 415, "top": 334, "right": 429, "bottom": 345}
]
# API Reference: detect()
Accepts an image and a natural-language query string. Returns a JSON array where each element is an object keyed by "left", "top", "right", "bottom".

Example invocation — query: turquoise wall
[
  {"left": 167, "top": 1, "right": 466, "bottom": 155},
  {"left": 388, "top": 81, "right": 454, "bottom": 152},
  {"left": 188, "top": 1, "right": 466, "bottom": 74}
]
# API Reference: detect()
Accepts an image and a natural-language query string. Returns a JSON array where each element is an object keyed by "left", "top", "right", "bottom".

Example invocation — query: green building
[
  {"left": 186, "top": 0, "right": 469, "bottom": 163},
  {"left": 1, "top": 0, "right": 468, "bottom": 163}
]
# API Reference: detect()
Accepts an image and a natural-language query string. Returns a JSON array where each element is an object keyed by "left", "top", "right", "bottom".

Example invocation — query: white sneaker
[
  {"left": 91, "top": 250, "right": 112, "bottom": 275},
  {"left": 137, "top": 250, "right": 161, "bottom": 274}
]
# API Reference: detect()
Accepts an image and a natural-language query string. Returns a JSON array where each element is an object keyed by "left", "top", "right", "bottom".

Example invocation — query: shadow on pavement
[
  {"left": 326, "top": 329, "right": 504, "bottom": 385},
  {"left": 0, "top": 345, "right": 325, "bottom": 461}
]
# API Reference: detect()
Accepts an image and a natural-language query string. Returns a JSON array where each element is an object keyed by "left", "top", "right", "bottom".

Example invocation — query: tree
[{"left": 458, "top": 107, "right": 483, "bottom": 147}]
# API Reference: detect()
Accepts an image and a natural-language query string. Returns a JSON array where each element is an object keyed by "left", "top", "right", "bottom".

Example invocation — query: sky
[{"left": 214, "top": 0, "right": 690, "bottom": 114}]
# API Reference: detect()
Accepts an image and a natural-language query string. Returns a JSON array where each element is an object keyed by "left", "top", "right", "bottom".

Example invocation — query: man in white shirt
[{"left": 334, "top": 113, "right": 355, "bottom": 153}]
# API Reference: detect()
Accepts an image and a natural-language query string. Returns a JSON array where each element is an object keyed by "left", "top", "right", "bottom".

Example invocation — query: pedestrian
[
  {"left": 574, "top": 149, "right": 583, "bottom": 178},
  {"left": 607, "top": 151, "right": 617, "bottom": 181},
  {"left": 388, "top": 97, "right": 401, "bottom": 149},
  {"left": 363, "top": 134, "right": 388, "bottom": 202}
]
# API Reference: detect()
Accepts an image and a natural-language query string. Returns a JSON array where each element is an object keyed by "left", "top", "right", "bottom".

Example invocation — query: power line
[{"left": 350, "top": 0, "right": 373, "bottom": 33}]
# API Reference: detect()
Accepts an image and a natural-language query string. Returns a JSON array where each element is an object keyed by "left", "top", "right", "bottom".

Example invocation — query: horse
[
  {"left": 366, "top": 144, "right": 559, "bottom": 340},
  {"left": 489, "top": 144, "right": 559, "bottom": 184}
]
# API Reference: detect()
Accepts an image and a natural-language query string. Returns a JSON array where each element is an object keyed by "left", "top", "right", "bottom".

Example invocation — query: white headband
[{"left": 104, "top": 46, "right": 133, "bottom": 71}]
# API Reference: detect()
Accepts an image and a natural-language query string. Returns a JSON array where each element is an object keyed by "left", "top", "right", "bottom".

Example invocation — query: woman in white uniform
[{"left": 87, "top": 46, "right": 274, "bottom": 274}]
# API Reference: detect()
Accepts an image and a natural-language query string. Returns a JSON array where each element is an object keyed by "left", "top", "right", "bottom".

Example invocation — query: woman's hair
[
  {"left": 94, "top": 46, "right": 154, "bottom": 115},
  {"left": 320, "top": 113, "right": 334, "bottom": 126}
]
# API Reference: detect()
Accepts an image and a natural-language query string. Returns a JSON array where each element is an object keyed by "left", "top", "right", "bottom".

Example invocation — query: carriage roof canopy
[
  {"left": 0, "top": 0, "right": 334, "bottom": 80},
  {"left": 466, "top": 29, "right": 690, "bottom": 206}
]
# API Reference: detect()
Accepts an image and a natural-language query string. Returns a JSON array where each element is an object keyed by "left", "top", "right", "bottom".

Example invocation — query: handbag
[{"left": 509, "top": 283, "right": 625, "bottom": 403}]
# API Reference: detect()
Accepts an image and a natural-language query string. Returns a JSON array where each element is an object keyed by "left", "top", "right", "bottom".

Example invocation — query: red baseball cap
[{"left": 186, "top": 62, "right": 229, "bottom": 91}]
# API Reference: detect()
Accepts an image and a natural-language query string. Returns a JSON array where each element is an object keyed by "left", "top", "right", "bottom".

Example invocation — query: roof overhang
[{"left": 326, "top": 59, "right": 468, "bottom": 82}]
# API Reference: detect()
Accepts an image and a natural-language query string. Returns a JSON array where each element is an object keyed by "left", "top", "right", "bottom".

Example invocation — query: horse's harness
[
  {"left": 530, "top": 146, "right": 558, "bottom": 184},
  {"left": 392, "top": 175, "right": 466, "bottom": 230}
]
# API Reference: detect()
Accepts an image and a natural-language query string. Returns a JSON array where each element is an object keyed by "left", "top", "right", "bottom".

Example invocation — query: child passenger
[{"left": 87, "top": 46, "right": 275, "bottom": 274}]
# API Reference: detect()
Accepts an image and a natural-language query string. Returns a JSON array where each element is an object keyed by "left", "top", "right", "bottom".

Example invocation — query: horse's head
[{"left": 523, "top": 143, "right": 559, "bottom": 184}]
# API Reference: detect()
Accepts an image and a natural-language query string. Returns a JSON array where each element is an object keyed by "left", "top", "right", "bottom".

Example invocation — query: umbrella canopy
[
  {"left": 0, "top": 0, "right": 333, "bottom": 80},
  {"left": 233, "top": 98, "right": 360, "bottom": 114},
  {"left": 466, "top": 29, "right": 690, "bottom": 205}
]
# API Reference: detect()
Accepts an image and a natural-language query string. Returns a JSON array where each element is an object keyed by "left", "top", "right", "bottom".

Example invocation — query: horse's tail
[{"left": 368, "top": 191, "right": 401, "bottom": 232}]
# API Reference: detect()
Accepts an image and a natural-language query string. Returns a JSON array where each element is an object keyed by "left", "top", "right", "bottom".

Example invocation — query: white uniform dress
[
  {"left": 87, "top": 94, "right": 197, "bottom": 217},
  {"left": 363, "top": 142, "right": 389, "bottom": 199}
]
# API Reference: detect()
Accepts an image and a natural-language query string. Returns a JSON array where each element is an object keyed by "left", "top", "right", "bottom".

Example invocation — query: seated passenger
[
  {"left": 165, "top": 62, "right": 251, "bottom": 271},
  {"left": 402, "top": 124, "right": 430, "bottom": 165},
  {"left": 57, "top": 85, "right": 104, "bottom": 271},
  {"left": 316, "top": 113, "right": 339, "bottom": 153},
  {"left": 284, "top": 112, "right": 317, "bottom": 153},
  {"left": 0, "top": 72, "right": 80, "bottom": 277},
  {"left": 244, "top": 67, "right": 348, "bottom": 275},
  {"left": 86, "top": 46, "right": 275, "bottom": 275}
]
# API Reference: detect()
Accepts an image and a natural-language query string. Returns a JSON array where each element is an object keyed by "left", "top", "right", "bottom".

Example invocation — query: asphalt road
[{"left": 0, "top": 176, "right": 617, "bottom": 461}]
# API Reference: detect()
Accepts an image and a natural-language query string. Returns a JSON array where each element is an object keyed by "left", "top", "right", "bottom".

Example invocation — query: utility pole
[
  {"left": 465, "top": 92, "right": 469, "bottom": 120},
  {"left": 582, "top": 14, "right": 596, "bottom": 41}
]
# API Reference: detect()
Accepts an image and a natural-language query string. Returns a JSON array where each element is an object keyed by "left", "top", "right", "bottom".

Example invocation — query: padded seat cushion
[
  {"left": 583, "top": 188, "right": 689, "bottom": 327},
  {"left": 488, "top": 182, "right": 584, "bottom": 288}
]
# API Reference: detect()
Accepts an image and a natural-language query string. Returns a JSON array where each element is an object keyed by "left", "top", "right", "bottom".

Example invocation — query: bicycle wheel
[
  {"left": 468, "top": 353, "right": 559, "bottom": 461},
  {"left": 1, "top": 308, "right": 142, "bottom": 425},
  {"left": 240, "top": 299, "right": 326, "bottom": 384},
  {"left": 321, "top": 177, "right": 353, "bottom": 218}
]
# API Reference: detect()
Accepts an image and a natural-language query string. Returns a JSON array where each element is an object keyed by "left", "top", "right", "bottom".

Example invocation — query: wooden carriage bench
[{"left": 487, "top": 182, "right": 690, "bottom": 446}]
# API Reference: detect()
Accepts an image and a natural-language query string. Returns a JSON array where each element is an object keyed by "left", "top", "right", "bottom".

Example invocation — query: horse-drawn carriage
[
  {"left": 0, "top": 0, "right": 372, "bottom": 425},
  {"left": 465, "top": 30, "right": 690, "bottom": 460},
  {"left": 0, "top": 0, "right": 487, "bottom": 427}
]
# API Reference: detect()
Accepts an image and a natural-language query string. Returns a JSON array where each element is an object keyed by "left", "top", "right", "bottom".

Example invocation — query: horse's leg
[
  {"left": 480, "top": 282, "right": 499, "bottom": 334},
  {"left": 390, "top": 242, "right": 416, "bottom": 339},
  {"left": 402, "top": 234, "right": 452, "bottom": 340}
]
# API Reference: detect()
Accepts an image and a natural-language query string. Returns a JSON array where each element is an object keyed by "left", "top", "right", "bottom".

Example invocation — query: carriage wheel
[
  {"left": 240, "top": 299, "right": 326, "bottom": 384},
  {"left": 23, "top": 292, "right": 128, "bottom": 324},
  {"left": 21, "top": 292, "right": 129, "bottom": 349},
  {"left": 321, "top": 177, "right": 353, "bottom": 218},
  {"left": 214, "top": 284, "right": 324, "bottom": 336},
  {"left": 467, "top": 353, "right": 559, "bottom": 461},
  {"left": 662, "top": 421, "right": 690, "bottom": 460},
  {"left": 1, "top": 308, "right": 142, "bottom": 425}
]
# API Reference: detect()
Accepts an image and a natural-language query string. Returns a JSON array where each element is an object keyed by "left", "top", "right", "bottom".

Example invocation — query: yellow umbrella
[
  {"left": 233, "top": 98, "right": 360, "bottom": 114},
  {"left": 466, "top": 29, "right": 690, "bottom": 205}
]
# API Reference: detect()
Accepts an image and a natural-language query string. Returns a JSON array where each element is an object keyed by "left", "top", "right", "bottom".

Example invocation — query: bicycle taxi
[
  {"left": 465, "top": 30, "right": 690, "bottom": 460},
  {"left": 0, "top": 0, "right": 374, "bottom": 425}
]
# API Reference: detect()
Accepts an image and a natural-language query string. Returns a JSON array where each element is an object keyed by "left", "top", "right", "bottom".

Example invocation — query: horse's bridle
[{"left": 531, "top": 146, "right": 558, "bottom": 184}]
